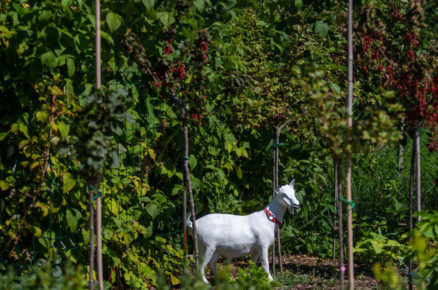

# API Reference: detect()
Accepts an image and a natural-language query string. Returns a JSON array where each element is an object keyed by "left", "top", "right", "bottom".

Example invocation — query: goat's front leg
[
  {"left": 260, "top": 247, "right": 273, "bottom": 281},
  {"left": 200, "top": 247, "right": 215, "bottom": 284}
]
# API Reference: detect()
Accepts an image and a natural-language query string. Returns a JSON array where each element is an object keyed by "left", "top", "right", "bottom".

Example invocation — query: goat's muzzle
[{"left": 289, "top": 204, "right": 300, "bottom": 215}]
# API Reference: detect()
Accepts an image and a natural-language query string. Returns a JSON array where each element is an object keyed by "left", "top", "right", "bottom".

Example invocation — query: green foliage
[
  {"left": 407, "top": 212, "right": 438, "bottom": 288},
  {"left": 158, "top": 261, "right": 279, "bottom": 289},
  {"left": 372, "top": 212, "right": 438, "bottom": 289},
  {"left": 276, "top": 271, "right": 338, "bottom": 288},
  {"left": 0, "top": 262, "right": 87, "bottom": 290},
  {"left": 354, "top": 232, "right": 405, "bottom": 265},
  {"left": 60, "top": 87, "right": 131, "bottom": 176},
  {"left": 372, "top": 261, "right": 403, "bottom": 290},
  {"left": 1, "top": 0, "right": 437, "bottom": 289}
]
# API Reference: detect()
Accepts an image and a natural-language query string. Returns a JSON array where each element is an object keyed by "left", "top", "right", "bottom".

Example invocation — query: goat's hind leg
[
  {"left": 251, "top": 251, "right": 260, "bottom": 265},
  {"left": 200, "top": 247, "right": 215, "bottom": 284},
  {"left": 209, "top": 252, "right": 220, "bottom": 277}
]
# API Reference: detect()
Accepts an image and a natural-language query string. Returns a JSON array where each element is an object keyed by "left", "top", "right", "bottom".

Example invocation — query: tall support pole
[
  {"left": 271, "top": 141, "right": 276, "bottom": 275},
  {"left": 88, "top": 186, "right": 95, "bottom": 290},
  {"left": 181, "top": 102, "right": 199, "bottom": 268},
  {"left": 272, "top": 126, "right": 283, "bottom": 274},
  {"left": 335, "top": 159, "right": 345, "bottom": 290},
  {"left": 275, "top": 128, "right": 283, "bottom": 273},
  {"left": 333, "top": 160, "right": 338, "bottom": 261},
  {"left": 415, "top": 127, "right": 421, "bottom": 222},
  {"left": 95, "top": 1, "right": 103, "bottom": 289},
  {"left": 408, "top": 134, "right": 415, "bottom": 290},
  {"left": 346, "top": 0, "right": 355, "bottom": 288},
  {"left": 183, "top": 187, "right": 188, "bottom": 258}
]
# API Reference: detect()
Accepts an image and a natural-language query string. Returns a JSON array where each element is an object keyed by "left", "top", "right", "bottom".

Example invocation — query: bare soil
[{"left": 206, "top": 254, "right": 378, "bottom": 289}]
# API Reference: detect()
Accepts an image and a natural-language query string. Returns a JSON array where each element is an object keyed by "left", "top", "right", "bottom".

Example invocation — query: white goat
[{"left": 186, "top": 179, "right": 300, "bottom": 284}]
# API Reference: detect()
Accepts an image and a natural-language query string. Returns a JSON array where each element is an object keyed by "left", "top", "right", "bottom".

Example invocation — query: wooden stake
[
  {"left": 274, "top": 127, "right": 283, "bottom": 272},
  {"left": 335, "top": 158, "right": 345, "bottom": 290},
  {"left": 95, "top": 175, "right": 103, "bottom": 290},
  {"left": 346, "top": 0, "right": 354, "bottom": 287},
  {"left": 415, "top": 127, "right": 421, "bottom": 222},
  {"left": 408, "top": 132, "right": 416, "bottom": 290},
  {"left": 88, "top": 185, "right": 95, "bottom": 290}
]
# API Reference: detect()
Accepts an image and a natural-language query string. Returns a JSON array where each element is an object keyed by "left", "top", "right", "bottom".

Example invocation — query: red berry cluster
[
  {"left": 190, "top": 112, "right": 204, "bottom": 126},
  {"left": 356, "top": 3, "right": 438, "bottom": 152},
  {"left": 390, "top": 4, "right": 402, "bottom": 21},
  {"left": 163, "top": 46, "right": 173, "bottom": 55},
  {"left": 362, "top": 35, "right": 373, "bottom": 53},
  {"left": 196, "top": 31, "right": 209, "bottom": 62},
  {"left": 171, "top": 64, "right": 186, "bottom": 79},
  {"left": 200, "top": 42, "right": 208, "bottom": 51},
  {"left": 406, "top": 33, "right": 419, "bottom": 48},
  {"left": 163, "top": 39, "right": 174, "bottom": 55}
]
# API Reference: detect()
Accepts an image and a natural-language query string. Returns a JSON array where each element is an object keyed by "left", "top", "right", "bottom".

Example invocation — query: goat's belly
[{"left": 216, "top": 244, "right": 256, "bottom": 258}]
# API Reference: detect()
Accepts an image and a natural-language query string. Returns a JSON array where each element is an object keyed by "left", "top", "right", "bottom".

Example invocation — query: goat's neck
[{"left": 265, "top": 197, "right": 287, "bottom": 223}]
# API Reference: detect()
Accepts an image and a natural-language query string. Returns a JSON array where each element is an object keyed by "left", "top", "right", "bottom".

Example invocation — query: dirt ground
[
  {"left": 207, "top": 254, "right": 378, "bottom": 289},
  {"left": 278, "top": 254, "right": 377, "bottom": 289}
]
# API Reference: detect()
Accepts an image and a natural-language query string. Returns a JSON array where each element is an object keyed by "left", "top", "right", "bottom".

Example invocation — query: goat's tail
[{"left": 186, "top": 213, "right": 193, "bottom": 229}]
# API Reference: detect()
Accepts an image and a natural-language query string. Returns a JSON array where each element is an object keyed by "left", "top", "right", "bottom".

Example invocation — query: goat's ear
[{"left": 290, "top": 179, "right": 295, "bottom": 187}]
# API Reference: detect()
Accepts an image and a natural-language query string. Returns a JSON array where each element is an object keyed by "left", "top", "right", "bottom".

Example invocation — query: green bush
[{"left": 0, "top": 261, "right": 87, "bottom": 290}]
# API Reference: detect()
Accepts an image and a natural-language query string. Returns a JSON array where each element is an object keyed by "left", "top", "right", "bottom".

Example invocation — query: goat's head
[{"left": 277, "top": 179, "right": 300, "bottom": 215}]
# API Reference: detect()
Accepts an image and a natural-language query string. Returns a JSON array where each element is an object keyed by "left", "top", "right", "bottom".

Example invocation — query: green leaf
[
  {"left": 33, "top": 226, "right": 42, "bottom": 237},
  {"left": 314, "top": 21, "right": 329, "bottom": 36},
  {"left": 66, "top": 57, "right": 75, "bottom": 78},
  {"left": 0, "top": 180, "right": 9, "bottom": 190},
  {"left": 19, "top": 122, "right": 30, "bottom": 138},
  {"left": 148, "top": 148, "right": 156, "bottom": 161},
  {"left": 194, "top": 0, "right": 205, "bottom": 11},
  {"left": 142, "top": 0, "right": 154, "bottom": 10},
  {"left": 62, "top": 173, "right": 76, "bottom": 193},
  {"left": 41, "top": 51, "right": 57, "bottom": 68},
  {"left": 146, "top": 203, "right": 159, "bottom": 219},
  {"left": 236, "top": 167, "right": 242, "bottom": 180},
  {"left": 329, "top": 83, "right": 341, "bottom": 93},
  {"left": 35, "top": 111, "right": 48, "bottom": 122},
  {"left": 66, "top": 208, "right": 82, "bottom": 232},
  {"left": 294, "top": 0, "right": 303, "bottom": 9},
  {"left": 188, "top": 155, "right": 197, "bottom": 170},
  {"left": 101, "top": 31, "right": 114, "bottom": 45},
  {"left": 106, "top": 12, "right": 122, "bottom": 33},
  {"left": 58, "top": 121, "right": 70, "bottom": 140},
  {"left": 157, "top": 12, "right": 175, "bottom": 28}
]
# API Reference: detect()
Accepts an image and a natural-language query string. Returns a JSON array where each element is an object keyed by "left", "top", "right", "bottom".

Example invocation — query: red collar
[{"left": 264, "top": 208, "right": 282, "bottom": 226}]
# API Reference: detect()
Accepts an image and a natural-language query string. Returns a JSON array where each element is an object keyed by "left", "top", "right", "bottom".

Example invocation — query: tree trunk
[
  {"left": 181, "top": 104, "right": 199, "bottom": 268},
  {"left": 94, "top": 1, "right": 103, "bottom": 288},
  {"left": 415, "top": 127, "right": 421, "bottom": 222},
  {"left": 183, "top": 187, "right": 188, "bottom": 257},
  {"left": 346, "top": 0, "right": 354, "bottom": 287},
  {"left": 408, "top": 133, "right": 416, "bottom": 290},
  {"left": 88, "top": 185, "right": 95, "bottom": 290},
  {"left": 335, "top": 158, "right": 345, "bottom": 290}
]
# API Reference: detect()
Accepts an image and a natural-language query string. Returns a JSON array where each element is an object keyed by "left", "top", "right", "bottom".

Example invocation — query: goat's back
[{"left": 195, "top": 212, "right": 273, "bottom": 256}]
